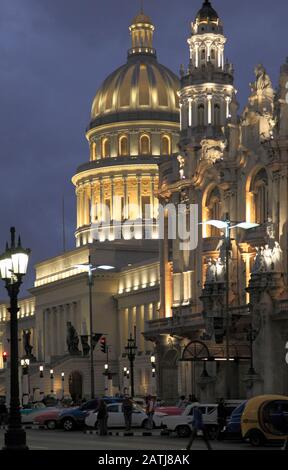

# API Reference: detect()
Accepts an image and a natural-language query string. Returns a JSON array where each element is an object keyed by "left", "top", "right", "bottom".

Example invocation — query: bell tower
[{"left": 179, "top": 0, "right": 238, "bottom": 146}]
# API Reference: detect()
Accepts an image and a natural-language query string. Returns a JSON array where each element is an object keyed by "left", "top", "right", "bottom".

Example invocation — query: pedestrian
[
  {"left": 0, "top": 401, "right": 8, "bottom": 425},
  {"left": 186, "top": 404, "right": 212, "bottom": 450},
  {"left": 146, "top": 395, "right": 156, "bottom": 430},
  {"left": 177, "top": 395, "right": 188, "bottom": 409},
  {"left": 97, "top": 399, "right": 108, "bottom": 436},
  {"left": 122, "top": 396, "right": 133, "bottom": 431},
  {"left": 188, "top": 394, "right": 198, "bottom": 404},
  {"left": 217, "top": 398, "right": 227, "bottom": 434}
]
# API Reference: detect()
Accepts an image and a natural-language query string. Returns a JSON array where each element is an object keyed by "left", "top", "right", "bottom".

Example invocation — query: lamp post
[
  {"left": 61, "top": 372, "right": 65, "bottom": 399},
  {"left": 124, "top": 330, "right": 137, "bottom": 398},
  {"left": 123, "top": 366, "right": 127, "bottom": 394},
  {"left": 126, "top": 369, "right": 130, "bottom": 395},
  {"left": 203, "top": 217, "right": 259, "bottom": 399},
  {"left": 39, "top": 365, "right": 44, "bottom": 401},
  {"left": 0, "top": 227, "right": 30, "bottom": 450},
  {"left": 150, "top": 354, "right": 156, "bottom": 395},
  {"left": 74, "top": 258, "right": 114, "bottom": 399},
  {"left": 50, "top": 369, "right": 54, "bottom": 394},
  {"left": 20, "top": 358, "right": 30, "bottom": 406}
]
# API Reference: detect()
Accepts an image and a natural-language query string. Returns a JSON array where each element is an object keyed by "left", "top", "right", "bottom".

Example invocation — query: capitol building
[{"left": 0, "top": 1, "right": 288, "bottom": 403}]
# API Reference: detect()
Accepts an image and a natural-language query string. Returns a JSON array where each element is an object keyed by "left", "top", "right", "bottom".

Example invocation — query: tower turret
[{"left": 179, "top": 0, "right": 238, "bottom": 145}]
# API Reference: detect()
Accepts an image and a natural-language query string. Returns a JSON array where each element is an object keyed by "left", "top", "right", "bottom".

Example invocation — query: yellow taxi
[{"left": 241, "top": 395, "right": 288, "bottom": 447}]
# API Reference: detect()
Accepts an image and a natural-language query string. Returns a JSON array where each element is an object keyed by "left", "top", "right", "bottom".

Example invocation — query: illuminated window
[
  {"left": 140, "top": 134, "right": 150, "bottom": 155},
  {"left": 214, "top": 104, "right": 221, "bottom": 126},
  {"left": 161, "top": 135, "right": 171, "bottom": 155},
  {"left": 197, "top": 104, "right": 205, "bottom": 126},
  {"left": 119, "top": 135, "right": 129, "bottom": 156},
  {"left": 252, "top": 169, "right": 269, "bottom": 224},
  {"left": 102, "top": 138, "right": 110, "bottom": 158}
]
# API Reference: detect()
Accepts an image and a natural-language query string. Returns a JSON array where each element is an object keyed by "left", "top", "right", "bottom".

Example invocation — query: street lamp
[
  {"left": 39, "top": 365, "right": 44, "bottom": 401},
  {"left": 20, "top": 358, "right": 30, "bottom": 406},
  {"left": 202, "top": 215, "right": 259, "bottom": 398},
  {"left": 61, "top": 372, "right": 65, "bottom": 399},
  {"left": 0, "top": 227, "right": 30, "bottom": 450},
  {"left": 74, "top": 257, "right": 114, "bottom": 399},
  {"left": 124, "top": 330, "right": 137, "bottom": 398},
  {"left": 50, "top": 369, "right": 54, "bottom": 394}
]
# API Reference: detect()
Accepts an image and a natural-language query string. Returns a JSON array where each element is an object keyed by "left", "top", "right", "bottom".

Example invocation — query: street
[{"left": 0, "top": 429, "right": 282, "bottom": 450}]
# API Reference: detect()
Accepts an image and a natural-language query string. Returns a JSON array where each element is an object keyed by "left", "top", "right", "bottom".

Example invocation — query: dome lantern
[{"left": 128, "top": 9, "right": 156, "bottom": 58}]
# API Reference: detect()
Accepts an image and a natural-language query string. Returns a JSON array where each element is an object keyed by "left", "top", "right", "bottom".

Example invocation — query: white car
[
  {"left": 162, "top": 402, "right": 242, "bottom": 438},
  {"left": 85, "top": 402, "right": 167, "bottom": 429}
]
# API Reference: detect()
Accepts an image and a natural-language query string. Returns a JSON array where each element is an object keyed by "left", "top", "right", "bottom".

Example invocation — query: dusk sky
[{"left": 0, "top": 0, "right": 287, "bottom": 297}]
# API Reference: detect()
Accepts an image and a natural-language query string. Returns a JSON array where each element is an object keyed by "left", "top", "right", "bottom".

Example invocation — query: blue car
[
  {"left": 58, "top": 397, "right": 122, "bottom": 431},
  {"left": 219, "top": 401, "right": 247, "bottom": 440}
]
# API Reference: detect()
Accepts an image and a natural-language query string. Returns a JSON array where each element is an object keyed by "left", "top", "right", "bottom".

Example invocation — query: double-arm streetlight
[
  {"left": 74, "top": 258, "right": 114, "bottom": 399},
  {"left": 0, "top": 227, "right": 30, "bottom": 450},
  {"left": 203, "top": 215, "right": 259, "bottom": 399},
  {"left": 124, "top": 330, "right": 137, "bottom": 398}
]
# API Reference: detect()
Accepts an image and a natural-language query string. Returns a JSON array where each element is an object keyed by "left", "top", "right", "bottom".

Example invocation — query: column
[
  {"left": 137, "top": 175, "right": 142, "bottom": 219},
  {"left": 135, "top": 305, "right": 142, "bottom": 352},
  {"left": 143, "top": 304, "right": 150, "bottom": 353},
  {"left": 188, "top": 98, "right": 193, "bottom": 127},
  {"left": 99, "top": 177, "right": 104, "bottom": 222},
  {"left": 119, "top": 308, "right": 125, "bottom": 356},
  {"left": 140, "top": 305, "right": 145, "bottom": 352},
  {"left": 76, "top": 189, "right": 80, "bottom": 228},
  {"left": 64, "top": 304, "right": 70, "bottom": 353},
  {"left": 123, "top": 176, "right": 129, "bottom": 219},
  {"left": 225, "top": 96, "right": 231, "bottom": 118},
  {"left": 150, "top": 175, "right": 155, "bottom": 219},
  {"left": 111, "top": 176, "right": 115, "bottom": 221},
  {"left": 207, "top": 94, "right": 212, "bottom": 124}
]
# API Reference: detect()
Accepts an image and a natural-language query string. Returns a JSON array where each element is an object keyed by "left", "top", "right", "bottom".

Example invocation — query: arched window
[
  {"left": 162, "top": 135, "right": 171, "bottom": 155},
  {"left": 214, "top": 104, "right": 221, "bottom": 126},
  {"left": 90, "top": 142, "right": 97, "bottom": 161},
  {"left": 102, "top": 138, "right": 110, "bottom": 158},
  {"left": 205, "top": 187, "right": 222, "bottom": 237},
  {"left": 140, "top": 134, "right": 150, "bottom": 155},
  {"left": 251, "top": 169, "right": 269, "bottom": 224},
  {"left": 119, "top": 135, "right": 129, "bottom": 156},
  {"left": 211, "top": 49, "right": 216, "bottom": 60},
  {"left": 201, "top": 49, "right": 206, "bottom": 60},
  {"left": 198, "top": 104, "right": 205, "bottom": 126}
]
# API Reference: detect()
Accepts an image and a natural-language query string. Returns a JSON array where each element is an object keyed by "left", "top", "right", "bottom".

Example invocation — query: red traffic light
[
  {"left": 2, "top": 352, "right": 7, "bottom": 363},
  {"left": 100, "top": 336, "right": 107, "bottom": 353}
]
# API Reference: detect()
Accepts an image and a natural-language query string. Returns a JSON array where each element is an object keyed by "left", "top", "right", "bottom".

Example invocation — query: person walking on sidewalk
[
  {"left": 186, "top": 404, "right": 212, "bottom": 450},
  {"left": 97, "top": 399, "right": 108, "bottom": 436},
  {"left": 122, "top": 396, "right": 133, "bottom": 431},
  {"left": 146, "top": 395, "right": 156, "bottom": 430}
]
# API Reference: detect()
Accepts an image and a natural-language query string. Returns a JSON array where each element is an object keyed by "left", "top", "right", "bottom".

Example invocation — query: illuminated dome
[
  {"left": 196, "top": 0, "right": 219, "bottom": 23},
  {"left": 89, "top": 12, "right": 180, "bottom": 130}
]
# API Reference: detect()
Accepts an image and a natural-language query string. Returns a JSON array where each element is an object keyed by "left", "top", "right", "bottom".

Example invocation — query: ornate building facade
[{"left": 0, "top": 1, "right": 288, "bottom": 403}]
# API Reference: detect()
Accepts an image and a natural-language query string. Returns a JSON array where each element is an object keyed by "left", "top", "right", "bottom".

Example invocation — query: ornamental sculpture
[
  {"left": 250, "top": 64, "right": 273, "bottom": 94},
  {"left": 251, "top": 241, "right": 283, "bottom": 274},
  {"left": 66, "top": 322, "right": 80, "bottom": 355}
]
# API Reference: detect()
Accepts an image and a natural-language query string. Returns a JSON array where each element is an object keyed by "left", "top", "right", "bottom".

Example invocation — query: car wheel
[
  {"left": 249, "top": 429, "right": 266, "bottom": 447},
  {"left": 46, "top": 420, "right": 56, "bottom": 430},
  {"left": 62, "top": 418, "right": 75, "bottom": 431},
  {"left": 176, "top": 425, "right": 191, "bottom": 438}
]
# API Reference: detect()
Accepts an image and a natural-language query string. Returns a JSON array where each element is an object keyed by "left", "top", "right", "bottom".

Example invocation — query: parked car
[
  {"left": 20, "top": 403, "right": 48, "bottom": 424},
  {"left": 218, "top": 401, "right": 247, "bottom": 440},
  {"left": 85, "top": 402, "right": 167, "bottom": 429},
  {"left": 241, "top": 395, "right": 288, "bottom": 447},
  {"left": 58, "top": 397, "right": 123, "bottom": 431},
  {"left": 155, "top": 406, "right": 182, "bottom": 416},
  {"left": 33, "top": 408, "right": 64, "bottom": 429},
  {"left": 162, "top": 401, "right": 241, "bottom": 438}
]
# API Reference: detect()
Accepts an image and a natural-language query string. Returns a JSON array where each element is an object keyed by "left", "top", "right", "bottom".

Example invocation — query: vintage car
[{"left": 241, "top": 395, "right": 288, "bottom": 447}]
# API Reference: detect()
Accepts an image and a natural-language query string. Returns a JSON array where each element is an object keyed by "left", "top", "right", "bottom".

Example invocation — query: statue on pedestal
[
  {"left": 66, "top": 322, "right": 80, "bottom": 355},
  {"left": 23, "top": 330, "right": 33, "bottom": 358}
]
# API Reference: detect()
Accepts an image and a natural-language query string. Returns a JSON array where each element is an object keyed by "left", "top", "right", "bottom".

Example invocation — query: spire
[{"left": 128, "top": 8, "right": 156, "bottom": 58}]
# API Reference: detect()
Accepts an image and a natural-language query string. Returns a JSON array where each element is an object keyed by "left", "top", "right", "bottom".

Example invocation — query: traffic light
[
  {"left": 2, "top": 352, "right": 7, "bottom": 364},
  {"left": 100, "top": 336, "right": 107, "bottom": 353}
]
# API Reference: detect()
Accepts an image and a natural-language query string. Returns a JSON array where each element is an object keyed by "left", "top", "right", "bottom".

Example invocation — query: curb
[
  {"left": 84, "top": 430, "right": 165, "bottom": 437},
  {"left": 0, "top": 425, "right": 47, "bottom": 430}
]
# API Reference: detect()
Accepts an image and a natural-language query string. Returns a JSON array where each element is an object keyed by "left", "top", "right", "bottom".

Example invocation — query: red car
[
  {"left": 155, "top": 406, "right": 182, "bottom": 416},
  {"left": 33, "top": 408, "right": 63, "bottom": 429}
]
